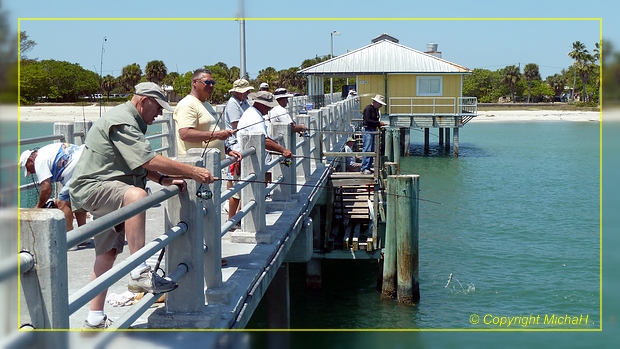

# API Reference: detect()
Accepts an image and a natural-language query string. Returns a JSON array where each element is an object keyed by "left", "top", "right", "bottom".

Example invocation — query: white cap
[{"left": 19, "top": 149, "right": 35, "bottom": 176}]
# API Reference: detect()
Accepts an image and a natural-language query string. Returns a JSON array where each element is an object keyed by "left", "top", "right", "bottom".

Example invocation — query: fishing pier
[{"left": 0, "top": 86, "right": 479, "bottom": 347}]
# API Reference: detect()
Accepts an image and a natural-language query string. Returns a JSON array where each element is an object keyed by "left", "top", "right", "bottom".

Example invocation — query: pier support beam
[
  {"left": 453, "top": 127, "right": 459, "bottom": 157},
  {"left": 424, "top": 128, "right": 430, "bottom": 154},
  {"left": 306, "top": 259, "right": 322, "bottom": 289},
  {"left": 444, "top": 128, "right": 451, "bottom": 151},
  {"left": 266, "top": 263, "right": 290, "bottom": 328},
  {"left": 402, "top": 128, "right": 410, "bottom": 156},
  {"left": 438, "top": 127, "right": 444, "bottom": 145}
]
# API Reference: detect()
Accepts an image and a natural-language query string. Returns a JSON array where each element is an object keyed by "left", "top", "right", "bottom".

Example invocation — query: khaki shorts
[{"left": 81, "top": 181, "right": 137, "bottom": 256}]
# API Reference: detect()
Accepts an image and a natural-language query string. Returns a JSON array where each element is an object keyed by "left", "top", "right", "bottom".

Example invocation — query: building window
[{"left": 417, "top": 76, "right": 442, "bottom": 96}]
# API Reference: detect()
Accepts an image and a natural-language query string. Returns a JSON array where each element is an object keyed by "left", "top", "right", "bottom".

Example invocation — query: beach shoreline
[{"left": 7, "top": 104, "right": 619, "bottom": 123}]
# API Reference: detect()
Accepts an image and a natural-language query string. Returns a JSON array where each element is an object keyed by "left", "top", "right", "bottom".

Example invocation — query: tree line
[
  {"left": 18, "top": 31, "right": 350, "bottom": 105},
  {"left": 14, "top": 31, "right": 609, "bottom": 106},
  {"left": 464, "top": 40, "right": 601, "bottom": 105}
]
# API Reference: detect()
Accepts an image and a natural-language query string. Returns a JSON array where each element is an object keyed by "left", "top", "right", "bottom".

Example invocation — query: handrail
[
  {"left": 20, "top": 134, "right": 64, "bottom": 146},
  {"left": 66, "top": 185, "right": 181, "bottom": 248},
  {"left": 68, "top": 223, "right": 188, "bottom": 314},
  {"left": 14, "top": 94, "right": 360, "bottom": 330}
]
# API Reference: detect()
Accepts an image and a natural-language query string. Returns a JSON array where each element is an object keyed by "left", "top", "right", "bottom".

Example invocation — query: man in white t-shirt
[
  {"left": 20, "top": 143, "right": 87, "bottom": 232},
  {"left": 266, "top": 87, "right": 308, "bottom": 137},
  {"left": 234, "top": 91, "right": 293, "bottom": 158},
  {"left": 174, "top": 68, "right": 241, "bottom": 160}
]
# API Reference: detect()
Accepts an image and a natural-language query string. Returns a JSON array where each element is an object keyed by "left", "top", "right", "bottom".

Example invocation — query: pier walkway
[{"left": 5, "top": 93, "right": 376, "bottom": 346}]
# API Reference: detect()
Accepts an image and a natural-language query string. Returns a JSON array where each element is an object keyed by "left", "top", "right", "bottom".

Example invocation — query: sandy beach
[{"left": 6, "top": 104, "right": 619, "bottom": 123}]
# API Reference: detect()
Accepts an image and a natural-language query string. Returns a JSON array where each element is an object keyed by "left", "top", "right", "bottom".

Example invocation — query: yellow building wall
[
  {"left": 388, "top": 74, "right": 462, "bottom": 114},
  {"left": 356, "top": 74, "right": 386, "bottom": 109},
  {"left": 355, "top": 74, "right": 463, "bottom": 114}
]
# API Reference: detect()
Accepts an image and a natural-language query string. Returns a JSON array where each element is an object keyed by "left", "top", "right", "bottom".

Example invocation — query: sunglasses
[{"left": 198, "top": 79, "right": 217, "bottom": 86}]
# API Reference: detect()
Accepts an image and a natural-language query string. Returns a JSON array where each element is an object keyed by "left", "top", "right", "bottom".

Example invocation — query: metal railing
[
  {"left": 12, "top": 95, "right": 358, "bottom": 334},
  {"left": 388, "top": 96, "right": 478, "bottom": 116}
]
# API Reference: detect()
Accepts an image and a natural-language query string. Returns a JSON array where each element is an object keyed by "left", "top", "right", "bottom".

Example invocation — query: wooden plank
[
  {"left": 366, "top": 237, "right": 374, "bottom": 251},
  {"left": 352, "top": 224, "right": 360, "bottom": 251},
  {"left": 342, "top": 223, "right": 352, "bottom": 250}
]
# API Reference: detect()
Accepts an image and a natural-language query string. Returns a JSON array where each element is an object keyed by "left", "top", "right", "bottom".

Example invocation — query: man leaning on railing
[{"left": 68, "top": 82, "right": 215, "bottom": 330}]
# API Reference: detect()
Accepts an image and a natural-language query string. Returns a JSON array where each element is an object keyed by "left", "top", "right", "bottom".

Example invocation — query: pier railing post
[
  {"left": 188, "top": 148, "right": 222, "bottom": 290},
  {"left": 308, "top": 110, "right": 322, "bottom": 168},
  {"left": 161, "top": 110, "right": 177, "bottom": 158},
  {"left": 20, "top": 209, "right": 69, "bottom": 329},
  {"left": 73, "top": 120, "right": 92, "bottom": 145},
  {"left": 161, "top": 154, "right": 206, "bottom": 313},
  {"left": 271, "top": 122, "right": 293, "bottom": 201},
  {"left": 240, "top": 132, "right": 266, "bottom": 233},
  {"left": 53, "top": 122, "right": 73, "bottom": 144},
  {"left": 319, "top": 107, "right": 331, "bottom": 153},
  {"left": 296, "top": 114, "right": 311, "bottom": 180}
]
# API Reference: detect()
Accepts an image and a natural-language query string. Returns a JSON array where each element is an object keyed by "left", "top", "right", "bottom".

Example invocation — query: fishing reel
[
  {"left": 280, "top": 159, "right": 293, "bottom": 167},
  {"left": 301, "top": 130, "right": 311, "bottom": 138},
  {"left": 196, "top": 187, "right": 213, "bottom": 200}
]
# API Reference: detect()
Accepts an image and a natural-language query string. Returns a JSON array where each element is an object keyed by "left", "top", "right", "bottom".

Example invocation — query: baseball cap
[{"left": 135, "top": 82, "right": 174, "bottom": 112}]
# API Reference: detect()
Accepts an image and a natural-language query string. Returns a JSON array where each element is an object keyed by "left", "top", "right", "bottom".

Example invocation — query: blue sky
[{"left": 4, "top": 0, "right": 614, "bottom": 81}]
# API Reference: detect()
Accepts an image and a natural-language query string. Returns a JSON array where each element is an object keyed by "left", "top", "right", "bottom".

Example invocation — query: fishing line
[{"left": 217, "top": 177, "right": 443, "bottom": 205}]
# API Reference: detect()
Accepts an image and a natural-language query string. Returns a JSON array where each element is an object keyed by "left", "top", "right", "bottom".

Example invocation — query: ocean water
[{"left": 253, "top": 121, "right": 600, "bottom": 332}]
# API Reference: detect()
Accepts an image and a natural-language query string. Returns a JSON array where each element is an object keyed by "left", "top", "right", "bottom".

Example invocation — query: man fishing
[{"left": 70, "top": 82, "right": 215, "bottom": 329}]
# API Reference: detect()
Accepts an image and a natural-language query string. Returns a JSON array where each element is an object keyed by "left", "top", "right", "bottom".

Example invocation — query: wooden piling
[
  {"left": 382, "top": 175, "right": 420, "bottom": 303},
  {"left": 395, "top": 175, "right": 420, "bottom": 304},
  {"left": 381, "top": 176, "right": 397, "bottom": 299},
  {"left": 384, "top": 127, "right": 393, "bottom": 162},
  {"left": 392, "top": 128, "right": 401, "bottom": 168},
  {"left": 424, "top": 128, "right": 430, "bottom": 153}
]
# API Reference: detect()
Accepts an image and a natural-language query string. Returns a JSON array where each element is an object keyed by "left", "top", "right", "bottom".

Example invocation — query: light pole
[{"left": 330, "top": 30, "right": 341, "bottom": 100}]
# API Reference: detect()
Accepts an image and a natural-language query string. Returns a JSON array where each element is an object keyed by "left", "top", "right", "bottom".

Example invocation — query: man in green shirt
[{"left": 70, "top": 82, "right": 215, "bottom": 329}]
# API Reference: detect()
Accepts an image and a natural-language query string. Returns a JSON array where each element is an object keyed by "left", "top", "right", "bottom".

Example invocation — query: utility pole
[
  {"left": 239, "top": 0, "right": 247, "bottom": 79},
  {"left": 330, "top": 31, "right": 341, "bottom": 100}
]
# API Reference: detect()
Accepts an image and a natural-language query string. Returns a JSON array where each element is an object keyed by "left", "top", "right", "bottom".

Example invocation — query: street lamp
[{"left": 330, "top": 30, "right": 341, "bottom": 100}]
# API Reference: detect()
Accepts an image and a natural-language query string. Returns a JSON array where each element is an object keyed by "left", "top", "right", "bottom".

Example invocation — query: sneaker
[
  {"left": 363, "top": 169, "right": 373, "bottom": 175},
  {"left": 82, "top": 315, "right": 113, "bottom": 329},
  {"left": 128, "top": 266, "right": 177, "bottom": 294}
]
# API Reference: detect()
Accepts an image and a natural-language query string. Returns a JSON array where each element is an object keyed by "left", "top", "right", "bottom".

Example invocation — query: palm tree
[
  {"left": 568, "top": 41, "right": 595, "bottom": 102},
  {"left": 101, "top": 74, "right": 116, "bottom": 100},
  {"left": 256, "top": 67, "right": 278, "bottom": 87},
  {"left": 546, "top": 73, "right": 566, "bottom": 101},
  {"left": 121, "top": 63, "right": 142, "bottom": 92},
  {"left": 502, "top": 65, "right": 521, "bottom": 102},
  {"left": 523, "top": 63, "right": 540, "bottom": 103},
  {"left": 145, "top": 60, "right": 167, "bottom": 84}
]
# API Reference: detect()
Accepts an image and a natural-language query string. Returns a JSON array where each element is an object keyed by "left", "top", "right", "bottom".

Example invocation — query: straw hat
[
  {"left": 229, "top": 79, "right": 254, "bottom": 93},
  {"left": 371, "top": 94, "right": 386, "bottom": 106},
  {"left": 249, "top": 91, "right": 279, "bottom": 108}
]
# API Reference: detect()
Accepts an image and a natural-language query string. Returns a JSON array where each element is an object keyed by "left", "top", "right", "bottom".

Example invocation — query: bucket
[{"left": 305, "top": 103, "right": 314, "bottom": 111}]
